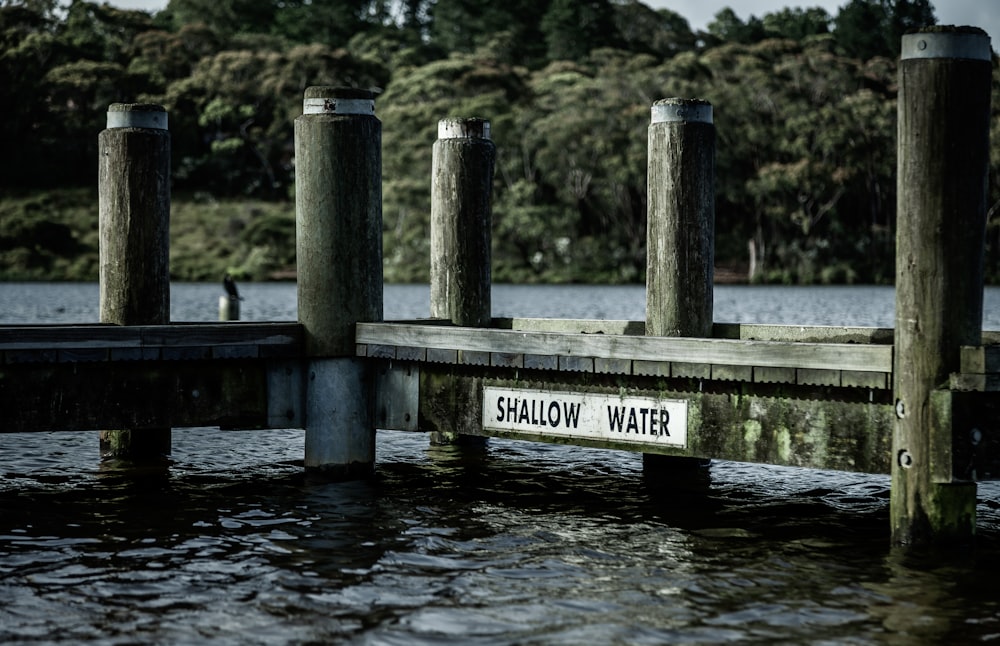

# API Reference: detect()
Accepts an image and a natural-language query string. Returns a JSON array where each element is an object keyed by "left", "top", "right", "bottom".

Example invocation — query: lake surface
[{"left": 3, "top": 282, "right": 1000, "bottom": 644}]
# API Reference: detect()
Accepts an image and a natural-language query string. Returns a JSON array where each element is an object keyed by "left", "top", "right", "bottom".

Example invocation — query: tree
[
  {"left": 762, "top": 7, "right": 831, "bottom": 41},
  {"left": 834, "top": 0, "right": 936, "bottom": 60},
  {"left": 161, "top": 0, "right": 273, "bottom": 38},
  {"left": 613, "top": 2, "right": 697, "bottom": 59},
  {"left": 0, "top": 3, "right": 59, "bottom": 185},
  {"left": 429, "top": 0, "right": 549, "bottom": 67},
  {"left": 707, "top": 7, "right": 766, "bottom": 44},
  {"left": 540, "top": 0, "right": 617, "bottom": 63},
  {"left": 61, "top": 0, "right": 155, "bottom": 64},
  {"left": 271, "top": 0, "right": 372, "bottom": 48},
  {"left": 165, "top": 41, "right": 386, "bottom": 198}
]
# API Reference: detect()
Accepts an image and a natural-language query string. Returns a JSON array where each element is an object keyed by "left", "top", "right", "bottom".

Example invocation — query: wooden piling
[
  {"left": 643, "top": 99, "right": 715, "bottom": 477},
  {"left": 295, "top": 86, "right": 382, "bottom": 478},
  {"left": 426, "top": 118, "right": 495, "bottom": 445},
  {"left": 430, "top": 117, "right": 495, "bottom": 327},
  {"left": 98, "top": 103, "right": 171, "bottom": 460},
  {"left": 892, "top": 27, "right": 992, "bottom": 544},
  {"left": 219, "top": 295, "right": 240, "bottom": 321},
  {"left": 646, "top": 98, "right": 715, "bottom": 338}
]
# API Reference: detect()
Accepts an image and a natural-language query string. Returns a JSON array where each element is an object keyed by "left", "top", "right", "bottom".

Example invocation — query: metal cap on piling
[
  {"left": 437, "top": 117, "right": 492, "bottom": 140},
  {"left": 901, "top": 26, "right": 991, "bottom": 61},
  {"left": 105, "top": 103, "right": 168, "bottom": 130},
  {"left": 302, "top": 86, "right": 376, "bottom": 116},
  {"left": 650, "top": 98, "right": 713, "bottom": 125}
]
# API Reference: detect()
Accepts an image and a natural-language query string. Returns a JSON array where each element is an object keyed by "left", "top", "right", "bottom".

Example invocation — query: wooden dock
[{"left": 0, "top": 28, "right": 996, "bottom": 544}]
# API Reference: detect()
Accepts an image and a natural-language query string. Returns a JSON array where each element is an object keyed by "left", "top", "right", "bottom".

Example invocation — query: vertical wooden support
[
  {"left": 644, "top": 98, "right": 715, "bottom": 476},
  {"left": 646, "top": 98, "right": 715, "bottom": 338},
  {"left": 425, "top": 118, "right": 495, "bottom": 446},
  {"left": 219, "top": 296, "right": 240, "bottom": 321},
  {"left": 430, "top": 117, "right": 495, "bottom": 327},
  {"left": 98, "top": 103, "right": 171, "bottom": 460},
  {"left": 295, "top": 86, "right": 382, "bottom": 478},
  {"left": 892, "top": 27, "right": 991, "bottom": 544}
]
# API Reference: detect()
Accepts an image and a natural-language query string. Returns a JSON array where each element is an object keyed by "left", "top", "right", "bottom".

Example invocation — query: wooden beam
[
  {"left": 0, "top": 323, "right": 303, "bottom": 361},
  {"left": 355, "top": 323, "right": 893, "bottom": 373}
]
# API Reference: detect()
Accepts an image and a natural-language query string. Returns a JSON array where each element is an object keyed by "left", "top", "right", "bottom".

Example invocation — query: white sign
[{"left": 483, "top": 386, "right": 687, "bottom": 448}]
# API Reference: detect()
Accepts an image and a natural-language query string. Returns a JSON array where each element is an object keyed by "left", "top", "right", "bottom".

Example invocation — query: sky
[{"left": 105, "top": 0, "right": 1000, "bottom": 48}]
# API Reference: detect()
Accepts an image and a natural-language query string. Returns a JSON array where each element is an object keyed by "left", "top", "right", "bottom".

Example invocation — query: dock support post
[
  {"left": 295, "top": 87, "right": 382, "bottom": 478},
  {"left": 892, "top": 28, "right": 991, "bottom": 544},
  {"left": 219, "top": 295, "right": 240, "bottom": 321},
  {"left": 644, "top": 98, "right": 715, "bottom": 477},
  {"left": 98, "top": 103, "right": 171, "bottom": 461},
  {"left": 426, "top": 118, "right": 495, "bottom": 445},
  {"left": 431, "top": 117, "right": 494, "bottom": 328}
]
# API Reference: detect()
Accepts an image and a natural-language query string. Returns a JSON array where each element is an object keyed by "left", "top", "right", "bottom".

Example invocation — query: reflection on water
[{"left": 3, "top": 283, "right": 1000, "bottom": 643}]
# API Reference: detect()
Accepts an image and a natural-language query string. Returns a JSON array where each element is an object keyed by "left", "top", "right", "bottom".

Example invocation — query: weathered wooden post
[
  {"left": 98, "top": 103, "right": 171, "bottom": 460},
  {"left": 644, "top": 98, "right": 715, "bottom": 476},
  {"left": 295, "top": 86, "right": 382, "bottom": 478},
  {"left": 431, "top": 117, "right": 494, "bottom": 327},
  {"left": 424, "top": 118, "right": 496, "bottom": 444},
  {"left": 646, "top": 98, "right": 714, "bottom": 338},
  {"left": 892, "top": 27, "right": 992, "bottom": 544},
  {"left": 219, "top": 296, "right": 240, "bottom": 321}
]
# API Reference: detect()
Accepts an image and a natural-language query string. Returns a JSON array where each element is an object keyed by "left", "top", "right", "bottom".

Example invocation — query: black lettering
[
  {"left": 548, "top": 401, "right": 561, "bottom": 427},
  {"left": 608, "top": 406, "right": 625, "bottom": 432},
  {"left": 563, "top": 402, "right": 581, "bottom": 428},
  {"left": 497, "top": 396, "right": 505, "bottom": 422},
  {"left": 639, "top": 408, "right": 649, "bottom": 435},
  {"left": 649, "top": 408, "right": 657, "bottom": 435},
  {"left": 518, "top": 399, "right": 530, "bottom": 424},
  {"left": 660, "top": 409, "right": 670, "bottom": 436},
  {"left": 506, "top": 396, "right": 518, "bottom": 423},
  {"left": 626, "top": 408, "right": 639, "bottom": 434}
]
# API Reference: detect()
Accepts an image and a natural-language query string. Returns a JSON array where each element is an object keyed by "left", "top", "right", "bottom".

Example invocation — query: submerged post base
[
  {"left": 642, "top": 454, "right": 711, "bottom": 479},
  {"left": 100, "top": 428, "right": 171, "bottom": 462},
  {"left": 304, "top": 358, "right": 375, "bottom": 477},
  {"left": 429, "top": 431, "right": 488, "bottom": 447}
]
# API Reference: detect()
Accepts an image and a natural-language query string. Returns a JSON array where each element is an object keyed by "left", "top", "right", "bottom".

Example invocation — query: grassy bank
[{"left": 0, "top": 189, "right": 297, "bottom": 282}]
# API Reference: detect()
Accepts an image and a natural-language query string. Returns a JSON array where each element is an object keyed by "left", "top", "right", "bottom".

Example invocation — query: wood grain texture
[
  {"left": 295, "top": 102, "right": 382, "bottom": 357},
  {"left": 892, "top": 31, "right": 991, "bottom": 543},
  {"left": 646, "top": 115, "right": 714, "bottom": 337},
  {"left": 355, "top": 323, "right": 892, "bottom": 372},
  {"left": 430, "top": 127, "right": 495, "bottom": 327}
]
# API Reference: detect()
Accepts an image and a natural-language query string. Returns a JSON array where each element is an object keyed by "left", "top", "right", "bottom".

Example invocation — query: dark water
[{"left": 3, "top": 283, "right": 1000, "bottom": 644}]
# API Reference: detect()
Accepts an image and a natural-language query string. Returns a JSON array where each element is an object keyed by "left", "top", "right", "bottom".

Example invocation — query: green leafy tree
[
  {"left": 0, "top": 4, "right": 59, "bottom": 185},
  {"left": 540, "top": 0, "right": 617, "bottom": 63},
  {"left": 61, "top": 0, "right": 156, "bottom": 64},
  {"left": 429, "top": 0, "right": 549, "bottom": 67},
  {"left": 613, "top": 2, "right": 697, "bottom": 59},
  {"left": 160, "top": 0, "right": 273, "bottom": 38},
  {"left": 762, "top": 7, "right": 831, "bottom": 41},
  {"left": 707, "top": 8, "right": 767, "bottom": 45},
  {"left": 271, "top": 0, "right": 371, "bottom": 48},
  {"left": 834, "top": 0, "right": 936, "bottom": 60},
  {"left": 165, "top": 41, "right": 386, "bottom": 197}
]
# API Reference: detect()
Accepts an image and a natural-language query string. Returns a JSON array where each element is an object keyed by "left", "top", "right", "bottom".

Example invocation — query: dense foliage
[{"left": 1, "top": 0, "right": 998, "bottom": 283}]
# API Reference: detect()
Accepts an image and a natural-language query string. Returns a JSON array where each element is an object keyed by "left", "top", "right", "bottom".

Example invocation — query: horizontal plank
[
  {"left": 356, "top": 323, "right": 894, "bottom": 373},
  {"left": 951, "top": 373, "right": 1000, "bottom": 392},
  {"left": 0, "top": 323, "right": 303, "bottom": 360},
  {"left": 494, "top": 318, "right": 898, "bottom": 344},
  {"left": 960, "top": 345, "right": 1000, "bottom": 375}
]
